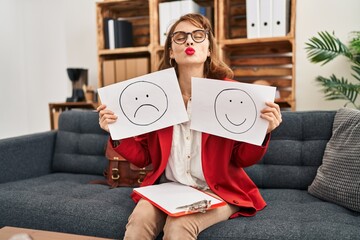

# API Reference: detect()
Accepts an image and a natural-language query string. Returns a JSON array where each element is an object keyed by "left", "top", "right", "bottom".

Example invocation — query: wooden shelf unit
[
  {"left": 96, "top": 0, "right": 296, "bottom": 109},
  {"left": 49, "top": 102, "right": 98, "bottom": 130}
]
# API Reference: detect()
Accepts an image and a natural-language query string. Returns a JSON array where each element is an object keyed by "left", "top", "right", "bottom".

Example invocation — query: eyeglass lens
[{"left": 172, "top": 30, "right": 207, "bottom": 44}]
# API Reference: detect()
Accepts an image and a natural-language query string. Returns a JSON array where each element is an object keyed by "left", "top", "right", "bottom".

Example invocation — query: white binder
[
  {"left": 246, "top": 0, "right": 260, "bottom": 38},
  {"left": 159, "top": 0, "right": 200, "bottom": 46},
  {"left": 272, "top": 0, "right": 290, "bottom": 37},
  {"left": 108, "top": 19, "right": 115, "bottom": 49},
  {"left": 259, "top": 0, "right": 273, "bottom": 37},
  {"left": 159, "top": 2, "right": 171, "bottom": 46},
  {"left": 181, "top": 0, "right": 200, "bottom": 15}
]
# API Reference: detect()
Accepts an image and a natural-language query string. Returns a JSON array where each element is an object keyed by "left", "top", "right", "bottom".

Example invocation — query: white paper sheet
[
  {"left": 133, "top": 182, "right": 225, "bottom": 217},
  {"left": 191, "top": 78, "right": 276, "bottom": 146},
  {"left": 98, "top": 68, "right": 189, "bottom": 140}
]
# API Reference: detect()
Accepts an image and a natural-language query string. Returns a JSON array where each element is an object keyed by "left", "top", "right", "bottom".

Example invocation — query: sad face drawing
[
  {"left": 119, "top": 81, "right": 168, "bottom": 126},
  {"left": 214, "top": 88, "right": 257, "bottom": 134}
]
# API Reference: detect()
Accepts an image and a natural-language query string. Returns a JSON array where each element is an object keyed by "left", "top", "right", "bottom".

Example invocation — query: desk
[{"left": 49, "top": 102, "right": 98, "bottom": 130}]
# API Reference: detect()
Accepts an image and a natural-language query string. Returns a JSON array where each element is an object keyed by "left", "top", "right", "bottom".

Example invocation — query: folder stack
[
  {"left": 159, "top": 0, "right": 201, "bottom": 46},
  {"left": 246, "top": 0, "right": 290, "bottom": 38},
  {"left": 102, "top": 58, "right": 149, "bottom": 86}
]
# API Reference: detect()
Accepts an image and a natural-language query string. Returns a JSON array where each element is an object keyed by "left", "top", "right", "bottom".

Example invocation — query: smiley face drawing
[
  {"left": 214, "top": 88, "right": 257, "bottom": 134},
  {"left": 119, "top": 81, "right": 168, "bottom": 126}
]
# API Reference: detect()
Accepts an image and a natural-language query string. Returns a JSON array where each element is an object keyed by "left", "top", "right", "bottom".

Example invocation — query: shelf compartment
[
  {"left": 96, "top": 0, "right": 150, "bottom": 49},
  {"left": 222, "top": 0, "right": 294, "bottom": 40},
  {"left": 223, "top": 40, "right": 294, "bottom": 104}
]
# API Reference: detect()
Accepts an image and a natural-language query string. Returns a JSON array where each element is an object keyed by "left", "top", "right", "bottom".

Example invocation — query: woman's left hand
[{"left": 261, "top": 101, "right": 282, "bottom": 134}]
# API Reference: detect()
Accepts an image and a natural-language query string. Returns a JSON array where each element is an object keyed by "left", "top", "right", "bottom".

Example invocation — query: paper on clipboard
[{"left": 133, "top": 182, "right": 226, "bottom": 217}]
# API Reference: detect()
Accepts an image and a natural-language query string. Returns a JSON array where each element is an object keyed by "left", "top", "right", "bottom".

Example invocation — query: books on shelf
[
  {"left": 246, "top": 0, "right": 290, "bottom": 38},
  {"left": 133, "top": 182, "right": 226, "bottom": 217},
  {"left": 103, "top": 18, "right": 133, "bottom": 49}
]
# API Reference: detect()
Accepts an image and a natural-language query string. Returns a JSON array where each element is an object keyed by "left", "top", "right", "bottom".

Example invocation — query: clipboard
[{"left": 133, "top": 182, "right": 226, "bottom": 217}]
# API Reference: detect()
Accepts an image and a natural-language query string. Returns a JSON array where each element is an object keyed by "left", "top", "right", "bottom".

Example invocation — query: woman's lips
[{"left": 185, "top": 47, "right": 195, "bottom": 55}]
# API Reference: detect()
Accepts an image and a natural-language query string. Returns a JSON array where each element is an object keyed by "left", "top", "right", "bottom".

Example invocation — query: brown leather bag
[{"left": 94, "top": 141, "right": 153, "bottom": 188}]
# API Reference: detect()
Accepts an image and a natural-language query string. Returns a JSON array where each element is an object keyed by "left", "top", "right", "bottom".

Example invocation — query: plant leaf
[
  {"left": 305, "top": 31, "right": 352, "bottom": 65},
  {"left": 316, "top": 75, "right": 359, "bottom": 104}
]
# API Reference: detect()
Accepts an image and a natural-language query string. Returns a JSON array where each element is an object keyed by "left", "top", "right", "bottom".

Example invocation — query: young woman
[{"left": 98, "top": 13, "right": 282, "bottom": 240}]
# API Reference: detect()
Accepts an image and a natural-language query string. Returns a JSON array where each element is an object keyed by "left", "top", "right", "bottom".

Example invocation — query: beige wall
[
  {"left": 295, "top": 0, "right": 360, "bottom": 110},
  {"left": 0, "top": 0, "right": 97, "bottom": 139},
  {"left": 0, "top": 0, "right": 359, "bottom": 138}
]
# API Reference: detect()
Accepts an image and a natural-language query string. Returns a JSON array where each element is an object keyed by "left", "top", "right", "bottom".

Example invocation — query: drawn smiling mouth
[
  {"left": 225, "top": 114, "right": 246, "bottom": 126},
  {"left": 134, "top": 104, "right": 159, "bottom": 118}
]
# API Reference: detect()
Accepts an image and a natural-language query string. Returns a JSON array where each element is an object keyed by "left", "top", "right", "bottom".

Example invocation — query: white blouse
[{"left": 165, "top": 99, "right": 209, "bottom": 190}]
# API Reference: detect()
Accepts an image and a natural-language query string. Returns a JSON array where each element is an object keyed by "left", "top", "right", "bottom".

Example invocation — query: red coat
[{"left": 114, "top": 126, "right": 269, "bottom": 218}]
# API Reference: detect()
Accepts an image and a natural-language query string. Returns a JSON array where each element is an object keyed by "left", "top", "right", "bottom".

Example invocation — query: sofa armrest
[{"left": 0, "top": 131, "right": 56, "bottom": 184}]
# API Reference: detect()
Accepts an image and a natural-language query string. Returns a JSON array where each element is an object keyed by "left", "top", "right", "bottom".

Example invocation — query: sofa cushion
[
  {"left": 308, "top": 107, "right": 360, "bottom": 212},
  {"left": 52, "top": 110, "right": 109, "bottom": 175},
  {"left": 198, "top": 189, "right": 360, "bottom": 240},
  {"left": 245, "top": 111, "right": 336, "bottom": 189},
  {"left": 0, "top": 173, "right": 134, "bottom": 239},
  {"left": 1, "top": 174, "right": 359, "bottom": 240}
]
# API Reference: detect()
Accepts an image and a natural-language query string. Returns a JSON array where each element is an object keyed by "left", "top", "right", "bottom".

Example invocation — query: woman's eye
[{"left": 176, "top": 36, "right": 186, "bottom": 41}]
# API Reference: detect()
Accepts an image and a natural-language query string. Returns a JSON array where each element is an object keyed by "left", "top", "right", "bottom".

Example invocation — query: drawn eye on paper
[
  {"left": 214, "top": 88, "right": 257, "bottom": 134},
  {"left": 119, "top": 81, "right": 168, "bottom": 126}
]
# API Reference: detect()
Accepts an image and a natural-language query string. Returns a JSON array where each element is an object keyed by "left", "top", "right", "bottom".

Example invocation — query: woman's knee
[{"left": 163, "top": 216, "right": 198, "bottom": 240}]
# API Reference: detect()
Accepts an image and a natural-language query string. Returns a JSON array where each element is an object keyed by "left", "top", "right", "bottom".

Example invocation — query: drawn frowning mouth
[
  {"left": 225, "top": 114, "right": 246, "bottom": 126},
  {"left": 134, "top": 104, "right": 159, "bottom": 118}
]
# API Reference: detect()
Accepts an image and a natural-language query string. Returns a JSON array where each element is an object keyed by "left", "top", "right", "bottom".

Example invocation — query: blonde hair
[{"left": 158, "top": 13, "right": 234, "bottom": 79}]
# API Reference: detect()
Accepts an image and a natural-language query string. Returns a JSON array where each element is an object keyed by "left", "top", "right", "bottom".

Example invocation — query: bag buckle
[
  {"left": 111, "top": 168, "right": 120, "bottom": 180},
  {"left": 137, "top": 169, "right": 147, "bottom": 184}
]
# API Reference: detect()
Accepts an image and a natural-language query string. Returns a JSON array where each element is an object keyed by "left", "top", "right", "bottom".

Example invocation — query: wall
[
  {"left": 0, "top": 0, "right": 359, "bottom": 139},
  {"left": 296, "top": 0, "right": 360, "bottom": 110},
  {"left": 0, "top": 0, "right": 97, "bottom": 139}
]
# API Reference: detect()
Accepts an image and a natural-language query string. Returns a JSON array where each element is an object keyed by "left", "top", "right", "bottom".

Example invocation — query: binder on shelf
[
  {"left": 135, "top": 58, "right": 149, "bottom": 76},
  {"left": 159, "top": 0, "right": 200, "bottom": 46},
  {"left": 159, "top": 2, "right": 171, "bottom": 46},
  {"left": 108, "top": 19, "right": 116, "bottom": 49},
  {"left": 272, "top": 0, "right": 290, "bottom": 37},
  {"left": 114, "top": 58, "right": 149, "bottom": 83},
  {"left": 133, "top": 182, "right": 226, "bottom": 217},
  {"left": 180, "top": 0, "right": 200, "bottom": 16},
  {"left": 103, "top": 60, "right": 116, "bottom": 86},
  {"left": 103, "top": 18, "right": 111, "bottom": 49},
  {"left": 115, "top": 19, "right": 133, "bottom": 48},
  {"left": 259, "top": 0, "right": 272, "bottom": 37},
  {"left": 125, "top": 58, "right": 138, "bottom": 79},
  {"left": 115, "top": 59, "right": 126, "bottom": 83},
  {"left": 103, "top": 18, "right": 133, "bottom": 49},
  {"left": 246, "top": 0, "right": 260, "bottom": 38}
]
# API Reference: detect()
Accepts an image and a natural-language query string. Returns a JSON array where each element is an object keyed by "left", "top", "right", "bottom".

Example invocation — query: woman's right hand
[{"left": 97, "top": 104, "right": 118, "bottom": 133}]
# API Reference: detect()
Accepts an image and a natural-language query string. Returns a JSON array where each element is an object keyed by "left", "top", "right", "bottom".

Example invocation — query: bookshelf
[{"left": 96, "top": 0, "right": 296, "bottom": 110}]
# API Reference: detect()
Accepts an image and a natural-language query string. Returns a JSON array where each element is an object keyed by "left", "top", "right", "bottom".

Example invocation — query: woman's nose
[{"left": 186, "top": 34, "right": 194, "bottom": 46}]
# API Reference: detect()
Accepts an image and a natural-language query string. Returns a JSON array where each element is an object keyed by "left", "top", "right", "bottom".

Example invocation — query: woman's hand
[
  {"left": 260, "top": 101, "right": 282, "bottom": 134},
  {"left": 97, "top": 104, "right": 118, "bottom": 133}
]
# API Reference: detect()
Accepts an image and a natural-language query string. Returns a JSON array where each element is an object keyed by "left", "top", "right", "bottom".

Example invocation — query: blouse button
[
  {"left": 214, "top": 185, "right": 219, "bottom": 190},
  {"left": 233, "top": 200, "right": 239, "bottom": 204}
]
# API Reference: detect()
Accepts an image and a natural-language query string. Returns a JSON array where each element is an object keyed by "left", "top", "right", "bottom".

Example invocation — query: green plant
[{"left": 305, "top": 31, "right": 360, "bottom": 109}]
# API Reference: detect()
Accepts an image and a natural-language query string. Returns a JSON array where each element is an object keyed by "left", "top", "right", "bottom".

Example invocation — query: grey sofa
[{"left": 0, "top": 110, "right": 359, "bottom": 240}]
